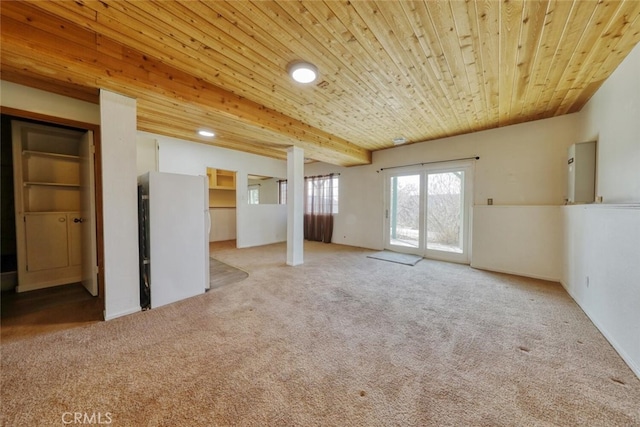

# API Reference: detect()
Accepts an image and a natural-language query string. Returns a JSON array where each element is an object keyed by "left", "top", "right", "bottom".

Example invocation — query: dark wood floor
[
  {"left": 1, "top": 242, "right": 247, "bottom": 341},
  {"left": 209, "top": 257, "right": 248, "bottom": 290},
  {"left": 1, "top": 283, "right": 103, "bottom": 342}
]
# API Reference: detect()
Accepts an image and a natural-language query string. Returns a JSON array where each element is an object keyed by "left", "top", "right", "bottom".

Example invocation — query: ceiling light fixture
[
  {"left": 288, "top": 61, "right": 318, "bottom": 84},
  {"left": 393, "top": 136, "right": 408, "bottom": 145},
  {"left": 198, "top": 130, "right": 215, "bottom": 137}
]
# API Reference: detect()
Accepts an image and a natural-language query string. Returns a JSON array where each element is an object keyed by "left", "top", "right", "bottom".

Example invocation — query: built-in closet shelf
[
  {"left": 12, "top": 120, "right": 88, "bottom": 293},
  {"left": 24, "top": 182, "right": 80, "bottom": 188},
  {"left": 22, "top": 150, "right": 80, "bottom": 160}
]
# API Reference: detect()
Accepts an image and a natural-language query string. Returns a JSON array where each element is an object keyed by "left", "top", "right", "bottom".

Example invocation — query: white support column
[
  {"left": 287, "top": 146, "right": 304, "bottom": 266},
  {"left": 100, "top": 89, "right": 141, "bottom": 320}
]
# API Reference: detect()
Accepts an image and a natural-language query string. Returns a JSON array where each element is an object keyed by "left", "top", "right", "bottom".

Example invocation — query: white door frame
[{"left": 384, "top": 160, "right": 474, "bottom": 264}]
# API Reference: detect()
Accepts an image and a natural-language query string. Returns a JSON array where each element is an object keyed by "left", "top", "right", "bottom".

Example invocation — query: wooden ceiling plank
[
  {"left": 198, "top": 3, "right": 380, "bottom": 147},
  {"left": 373, "top": 0, "right": 456, "bottom": 118},
  {"left": 63, "top": 3, "right": 376, "bottom": 150},
  {"left": 449, "top": 0, "right": 489, "bottom": 128},
  {"left": 23, "top": 0, "right": 99, "bottom": 24},
  {"left": 557, "top": 1, "right": 640, "bottom": 114},
  {"left": 425, "top": 0, "right": 480, "bottom": 130},
  {"left": 33, "top": 0, "right": 293, "bottom": 115},
  {"left": 539, "top": 1, "right": 613, "bottom": 114},
  {"left": 589, "top": 2, "right": 640, "bottom": 82},
  {"left": 129, "top": 0, "right": 318, "bottom": 116},
  {"left": 519, "top": 0, "right": 576, "bottom": 119},
  {"left": 382, "top": 1, "right": 460, "bottom": 135},
  {"left": 316, "top": 0, "right": 442, "bottom": 147},
  {"left": 137, "top": 122, "right": 288, "bottom": 160},
  {"left": 346, "top": 1, "right": 457, "bottom": 139},
  {"left": 0, "top": 10, "right": 97, "bottom": 61},
  {"left": 277, "top": 2, "right": 395, "bottom": 113},
  {"left": 136, "top": 109, "right": 289, "bottom": 159},
  {"left": 424, "top": 1, "right": 479, "bottom": 132},
  {"left": 510, "top": 0, "right": 550, "bottom": 119},
  {"left": 0, "top": 66, "right": 99, "bottom": 104},
  {"left": 0, "top": 2, "right": 97, "bottom": 50},
  {"left": 470, "top": 0, "right": 501, "bottom": 124},
  {"left": 113, "top": 80, "right": 339, "bottom": 161},
  {"left": 263, "top": 1, "right": 404, "bottom": 147},
  {"left": 551, "top": 2, "right": 625, "bottom": 115},
  {"left": 0, "top": 34, "right": 99, "bottom": 90},
  {"left": 404, "top": 1, "right": 475, "bottom": 135},
  {"left": 498, "top": 0, "right": 525, "bottom": 126},
  {"left": 197, "top": 0, "right": 379, "bottom": 139},
  {"left": 232, "top": 0, "right": 403, "bottom": 145}
]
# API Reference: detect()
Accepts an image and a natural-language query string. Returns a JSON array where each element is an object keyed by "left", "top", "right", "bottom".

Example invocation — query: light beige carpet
[{"left": 2, "top": 242, "right": 639, "bottom": 426}]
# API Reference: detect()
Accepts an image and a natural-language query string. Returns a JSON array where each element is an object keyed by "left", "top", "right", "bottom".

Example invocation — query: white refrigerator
[{"left": 138, "top": 172, "right": 209, "bottom": 309}]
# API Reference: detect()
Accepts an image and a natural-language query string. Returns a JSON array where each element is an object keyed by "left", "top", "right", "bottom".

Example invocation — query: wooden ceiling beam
[{"left": 0, "top": 2, "right": 371, "bottom": 166}]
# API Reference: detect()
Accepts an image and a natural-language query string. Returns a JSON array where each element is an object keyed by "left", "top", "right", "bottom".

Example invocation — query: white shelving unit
[{"left": 12, "top": 121, "right": 85, "bottom": 292}]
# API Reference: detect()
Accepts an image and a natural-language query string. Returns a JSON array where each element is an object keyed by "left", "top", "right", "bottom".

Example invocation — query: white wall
[
  {"left": 100, "top": 90, "right": 140, "bottom": 320},
  {"left": 147, "top": 133, "right": 287, "bottom": 248},
  {"left": 0, "top": 80, "right": 100, "bottom": 124},
  {"left": 563, "top": 206, "right": 640, "bottom": 376},
  {"left": 472, "top": 206, "right": 562, "bottom": 281},
  {"left": 306, "top": 113, "right": 579, "bottom": 256},
  {"left": 136, "top": 134, "right": 158, "bottom": 176},
  {"left": 563, "top": 43, "right": 640, "bottom": 377},
  {"left": 575, "top": 43, "right": 640, "bottom": 204}
]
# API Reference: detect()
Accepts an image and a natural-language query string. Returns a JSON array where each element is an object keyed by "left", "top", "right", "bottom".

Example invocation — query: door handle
[{"left": 74, "top": 218, "right": 84, "bottom": 223}]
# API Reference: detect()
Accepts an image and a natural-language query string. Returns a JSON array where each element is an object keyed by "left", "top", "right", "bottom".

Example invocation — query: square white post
[
  {"left": 287, "top": 146, "right": 304, "bottom": 266},
  {"left": 100, "top": 89, "right": 141, "bottom": 319}
]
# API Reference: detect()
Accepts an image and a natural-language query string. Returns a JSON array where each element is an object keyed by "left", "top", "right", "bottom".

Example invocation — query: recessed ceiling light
[
  {"left": 198, "top": 130, "right": 215, "bottom": 137},
  {"left": 393, "top": 136, "right": 407, "bottom": 145},
  {"left": 288, "top": 61, "right": 318, "bottom": 84}
]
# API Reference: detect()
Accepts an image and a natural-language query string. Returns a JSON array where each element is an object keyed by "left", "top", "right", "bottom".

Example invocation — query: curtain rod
[
  {"left": 276, "top": 173, "right": 341, "bottom": 181},
  {"left": 376, "top": 156, "right": 479, "bottom": 173},
  {"left": 304, "top": 173, "right": 340, "bottom": 179}
]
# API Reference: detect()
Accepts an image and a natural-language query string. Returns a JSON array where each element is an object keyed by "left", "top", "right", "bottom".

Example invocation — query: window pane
[
  {"left": 426, "top": 171, "right": 463, "bottom": 253},
  {"left": 304, "top": 175, "right": 338, "bottom": 214},
  {"left": 248, "top": 187, "right": 259, "bottom": 204},
  {"left": 389, "top": 174, "right": 420, "bottom": 248},
  {"left": 278, "top": 180, "right": 287, "bottom": 204}
]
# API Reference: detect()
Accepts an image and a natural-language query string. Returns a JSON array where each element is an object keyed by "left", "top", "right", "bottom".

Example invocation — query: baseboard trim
[
  {"left": 1, "top": 271, "right": 17, "bottom": 292},
  {"left": 470, "top": 263, "right": 560, "bottom": 283},
  {"left": 104, "top": 306, "right": 141, "bottom": 321},
  {"left": 560, "top": 280, "right": 640, "bottom": 379}
]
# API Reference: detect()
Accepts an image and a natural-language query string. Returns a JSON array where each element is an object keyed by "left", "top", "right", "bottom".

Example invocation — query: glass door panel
[
  {"left": 426, "top": 171, "right": 464, "bottom": 254},
  {"left": 388, "top": 174, "right": 421, "bottom": 250}
]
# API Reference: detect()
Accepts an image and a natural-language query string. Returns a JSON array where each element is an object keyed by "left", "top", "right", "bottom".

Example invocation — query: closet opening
[{"left": 1, "top": 110, "right": 104, "bottom": 336}]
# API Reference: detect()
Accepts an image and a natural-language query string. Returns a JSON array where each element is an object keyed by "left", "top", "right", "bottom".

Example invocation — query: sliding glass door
[
  {"left": 385, "top": 162, "right": 472, "bottom": 263},
  {"left": 388, "top": 173, "right": 422, "bottom": 250}
]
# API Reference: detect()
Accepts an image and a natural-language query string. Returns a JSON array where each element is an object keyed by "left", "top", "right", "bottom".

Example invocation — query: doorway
[
  {"left": 385, "top": 161, "right": 473, "bottom": 264},
  {"left": 1, "top": 111, "right": 103, "bottom": 329}
]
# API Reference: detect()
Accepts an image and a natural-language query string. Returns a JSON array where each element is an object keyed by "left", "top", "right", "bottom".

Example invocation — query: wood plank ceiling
[{"left": 1, "top": 1, "right": 639, "bottom": 166}]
